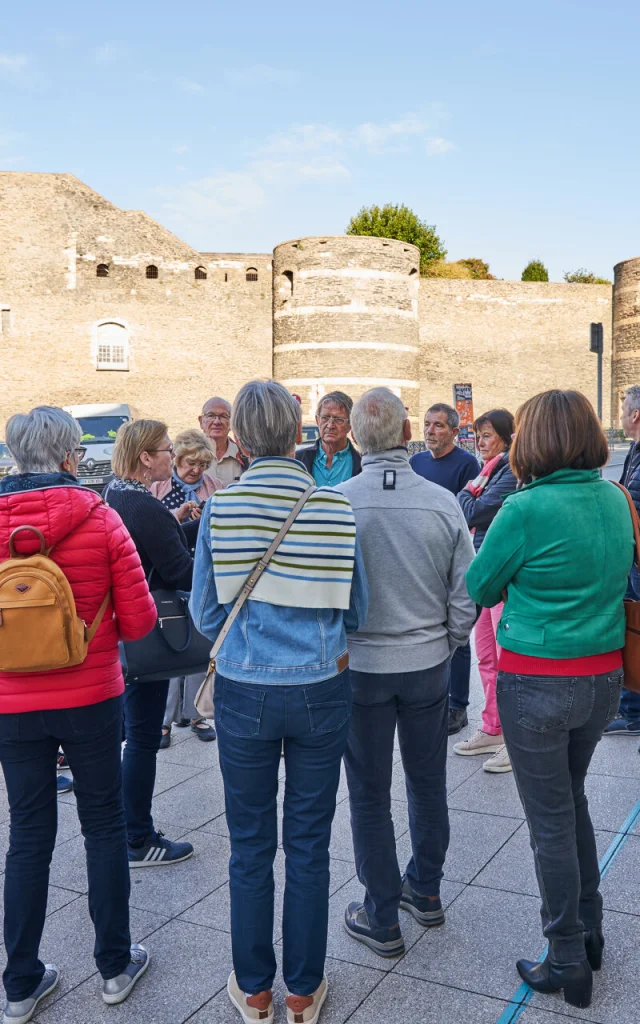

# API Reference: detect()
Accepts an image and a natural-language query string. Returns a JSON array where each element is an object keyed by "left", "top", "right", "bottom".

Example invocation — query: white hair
[
  {"left": 6, "top": 406, "right": 82, "bottom": 473},
  {"left": 351, "top": 388, "right": 408, "bottom": 455},
  {"left": 232, "top": 380, "right": 301, "bottom": 458},
  {"left": 624, "top": 386, "right": 640, "bottom": 412}
]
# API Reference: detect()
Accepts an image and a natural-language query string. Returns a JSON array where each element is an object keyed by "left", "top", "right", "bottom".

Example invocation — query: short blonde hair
[
  {"left": 173, "top": 429, "right": 215, "bottom": 467},
  {"left": 111, "top": 419, "right": 168, "bottom": 478}
]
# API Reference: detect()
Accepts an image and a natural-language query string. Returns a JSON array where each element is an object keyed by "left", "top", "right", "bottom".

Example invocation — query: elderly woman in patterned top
[{"left": 151, "top": 429, "right": 223, "bottom": 521}]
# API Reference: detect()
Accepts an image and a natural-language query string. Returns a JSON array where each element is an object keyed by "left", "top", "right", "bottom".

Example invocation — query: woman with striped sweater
[{"left": 191, "top": 380, "right": 368, "bottom": 1024}]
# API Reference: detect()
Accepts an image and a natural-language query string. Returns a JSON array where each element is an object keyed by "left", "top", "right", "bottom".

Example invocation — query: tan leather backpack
[{"left": 0, "top": 525, "right": 110, "bottom": 673}]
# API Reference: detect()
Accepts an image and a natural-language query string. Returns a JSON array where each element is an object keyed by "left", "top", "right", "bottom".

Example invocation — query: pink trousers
[{"left": 474, "top": 603, "right": 503, "bottom": 735}]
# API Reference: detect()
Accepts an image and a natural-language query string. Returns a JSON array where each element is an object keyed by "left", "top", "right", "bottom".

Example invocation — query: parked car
[
  {"left": 63, "top": 403, "right": 138, "bottom": 492},
  {"left": 0, "top": 442, "right": 16, "bottom": 478},
  {"left": 301, "top": 424, "right": 320, "bottom": 444}
]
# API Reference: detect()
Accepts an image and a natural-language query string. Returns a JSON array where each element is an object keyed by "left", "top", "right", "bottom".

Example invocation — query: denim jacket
[{"left": 189, "top": 461, "right": 369, "bottom": 684}]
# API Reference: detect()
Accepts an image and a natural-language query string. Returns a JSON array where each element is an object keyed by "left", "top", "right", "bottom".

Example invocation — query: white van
[{"left": 63, "top": 403, "right": 138, "bottom": 492}]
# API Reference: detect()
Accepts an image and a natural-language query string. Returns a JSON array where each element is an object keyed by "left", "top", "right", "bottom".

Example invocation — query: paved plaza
[{"left": 0, "top": 656, "right": 638, "bottom": 1024}]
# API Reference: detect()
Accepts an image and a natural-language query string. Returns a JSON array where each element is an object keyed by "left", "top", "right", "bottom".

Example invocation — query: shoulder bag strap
[
  {"left": 209, "top": 484, "right": 316, "bottom": 662},
  {"left": 613, "top": 482, "right": 640, "bottom": 557}
]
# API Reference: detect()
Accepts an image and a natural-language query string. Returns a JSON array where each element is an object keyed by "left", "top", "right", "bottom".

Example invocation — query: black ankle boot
[
  {"left": 516, "top": 956, "right": 593, "bottom": 1008},
  {"left": 584, "top": 927, "right": 604, "bottom": 971}
]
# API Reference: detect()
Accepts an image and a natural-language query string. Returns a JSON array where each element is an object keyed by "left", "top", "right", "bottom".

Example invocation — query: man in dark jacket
[
  {"left": 296, "top": 391, "right": 362, "bottom": 485},
  {"left": 604, "top": 385, "right": 640, "bottom": 736}
]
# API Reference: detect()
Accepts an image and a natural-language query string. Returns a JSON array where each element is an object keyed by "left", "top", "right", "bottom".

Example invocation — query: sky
[{"left": 1, "top": 0, "right": 639, "bottom": 281}]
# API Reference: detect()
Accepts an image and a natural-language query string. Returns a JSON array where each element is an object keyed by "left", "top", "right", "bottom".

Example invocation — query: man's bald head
[{"left": 199, "top": 396, "right": 232, "bottom": 443}]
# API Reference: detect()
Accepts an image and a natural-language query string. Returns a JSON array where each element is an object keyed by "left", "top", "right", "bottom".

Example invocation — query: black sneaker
[
  {"left": 102, "top": 945, "right": 150, "bottom": 1004},
  {"left": 448, "top": 707, "right": 468, "bottom": 735},
  {"left": 159, "top": 727, "right": 171, "bottom": 750},
  {"left": 603, "top": 715, "right": 640, "bottom": 736},
  {"left": 343, "top": 902, "right": 405, "bottom": 958},
  {"left": 128, "top": 831, "right": 194, "bottom": 868},
  {"left": 399, "top": 876, "right": 445, "bottom": 926},
  {"left": 190, "top": 719, "right": 216, "bottom": 742}
]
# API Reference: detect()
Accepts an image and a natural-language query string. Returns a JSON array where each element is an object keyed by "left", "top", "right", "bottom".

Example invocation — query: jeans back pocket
[
  {"left": 516, "top": 675, "right": 578, "bottom": 733},
  {"left": 304, "top": 674, "right": 351, "bottom": 735},
  {"left": 216, "top": 676, "right": 266, "bottom": 738}
]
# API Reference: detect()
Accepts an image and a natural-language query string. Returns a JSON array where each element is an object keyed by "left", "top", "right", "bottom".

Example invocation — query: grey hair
[
  {"left": 6, "top": 406, "right": 82, "bottom": 473},
  {"left": 232, "top": 380, "right": 301, "bottom": 458},
  {"left": 351, "top": 388, "right": 408, "bottom": 455},
  {"left": 426, "top": 402, "right": 459, "bottom": 429},
  {"left": 316, "top": 390, "right": 353, "bottom": 419},
  {"left": 624, "top": 386, "right": 640, "bottom": 412}
]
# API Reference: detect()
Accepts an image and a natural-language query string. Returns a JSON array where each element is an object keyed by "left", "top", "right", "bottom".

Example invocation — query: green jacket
[{"left": 465, "top": 469, "right": 634, "bottom": 659}]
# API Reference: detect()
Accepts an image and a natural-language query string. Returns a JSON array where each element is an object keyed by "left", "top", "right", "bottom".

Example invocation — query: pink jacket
[{"left": 151, "top": 473, "right": 223, "bottom": 516}]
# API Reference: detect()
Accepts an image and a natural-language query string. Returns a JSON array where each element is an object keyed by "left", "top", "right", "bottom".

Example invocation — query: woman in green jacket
[{"left": 466, "top": 390, "right": 633, "bottom": 1011}]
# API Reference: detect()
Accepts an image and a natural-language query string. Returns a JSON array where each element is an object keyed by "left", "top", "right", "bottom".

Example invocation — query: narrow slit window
[{"left": 1, "top": 309, "right": 10, "bottom": 334}]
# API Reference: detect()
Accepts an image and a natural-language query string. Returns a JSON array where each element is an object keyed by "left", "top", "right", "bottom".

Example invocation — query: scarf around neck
[
  {"left": 208, "top": 457, "right": 356, "bottom": 610},
  {"left": 173, "top": 468, "right": 203, "bottom": 503}
]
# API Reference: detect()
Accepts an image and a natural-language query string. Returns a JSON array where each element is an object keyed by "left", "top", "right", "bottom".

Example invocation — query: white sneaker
[
  {"left": 453, "top": 728, "right": 504, "bottom": 756},
  {"left": 286, "top": 977, "right": 328, "bottom": 1024},
  {"left": 483, "top": 745, "right": 512, "bottom": 773},
  {"left": 227, "top": 972, "right": 274, "bottom": 1024}
]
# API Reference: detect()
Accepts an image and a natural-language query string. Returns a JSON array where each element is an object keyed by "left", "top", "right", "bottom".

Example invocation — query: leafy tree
[
  {"left": 522, "top": 259, "right": 549, "bottom": 282},
  {"left": 346, "top": 203, "right": 446, "bottom": 271},
  {"left": 423, "top": 261, "right": 472, "bottom": 279},
  {"left": 458, "top": 258, "right": 494, "bottom": 280},
  {"left": 563, "top": 268, "right": 611, "bottom": 285}
]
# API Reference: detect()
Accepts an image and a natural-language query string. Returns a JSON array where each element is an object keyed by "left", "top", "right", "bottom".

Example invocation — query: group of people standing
[{"left": 0, "top": 379, "right": 636, "bottom": 1023}]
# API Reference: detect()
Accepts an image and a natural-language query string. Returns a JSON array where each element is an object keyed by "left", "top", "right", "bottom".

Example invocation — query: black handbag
[{"left": 120, "top": 573, "right": 212, "bottom": 683}]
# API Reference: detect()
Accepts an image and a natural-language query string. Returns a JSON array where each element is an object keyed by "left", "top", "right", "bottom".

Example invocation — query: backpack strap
[
  {"left": 84, "top": 591, "right": 111, "bottom": 643},
  {"left": 8, "top": 526, "right": 47, "bottom": 558},
  {"left": 613, "top": 482, "right": 640, "bottom": 557}
]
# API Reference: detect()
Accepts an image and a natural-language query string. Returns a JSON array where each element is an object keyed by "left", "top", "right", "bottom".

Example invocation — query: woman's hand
[
  {"left": 190, "top": 504, "right": 203, "bottom": 521},
  {"left": 176, "top": 501, "right": 198, "bottom": 523}
]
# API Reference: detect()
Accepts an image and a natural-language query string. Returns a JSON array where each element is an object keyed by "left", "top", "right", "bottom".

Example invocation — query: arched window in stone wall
[
  {"left": 195, "top": 266, "right": 207, "bottom": 280},
  {"left": 96, "top": 320, "right": 129, "bottom": 371},
  {"left": 246, "top": 267, "right": 258, "bottom": 282},
  {"left": 96, "top": 264, "right": 110, "bottom": 278},
  {"left": 146, "top": 265, "right": 159, "bottom": 279},
  {"left": 278, "top": 270, "right": 294, "bottom": 304}
]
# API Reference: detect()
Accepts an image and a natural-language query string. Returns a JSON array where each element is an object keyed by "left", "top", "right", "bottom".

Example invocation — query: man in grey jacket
[{"left": 337, "top": 387, "right": 476, "bottom": 958}]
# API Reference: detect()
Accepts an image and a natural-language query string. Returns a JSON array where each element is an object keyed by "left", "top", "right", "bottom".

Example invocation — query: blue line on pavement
[{"left": 494, "top": 798, "right": 640, "bottom": 1024}]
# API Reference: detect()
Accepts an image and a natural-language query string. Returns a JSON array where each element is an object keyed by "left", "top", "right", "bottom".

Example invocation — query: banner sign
[{"left": 453, "top": 383, "right": 476, "bottom": 454}]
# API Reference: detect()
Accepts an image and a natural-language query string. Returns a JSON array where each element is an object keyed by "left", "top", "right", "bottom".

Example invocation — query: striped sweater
[{"left": 209, "top": 457, "right": 356, "bottom": 610}]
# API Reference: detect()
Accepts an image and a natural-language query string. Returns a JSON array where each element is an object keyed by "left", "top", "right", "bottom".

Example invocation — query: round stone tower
[
  {"left": 272, "top": 235, "right": 420, "bottom": 424},
  {"left": 613, "top": 256, "right": 640, "bottom": 420}
]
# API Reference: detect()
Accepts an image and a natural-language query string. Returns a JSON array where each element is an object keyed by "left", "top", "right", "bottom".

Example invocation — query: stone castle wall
[
  {"left": 0, "top": 172, "right": 630, "bottom": 437},
  {"left": 273, "top": 236, "right": 420, "bottom": 422}
]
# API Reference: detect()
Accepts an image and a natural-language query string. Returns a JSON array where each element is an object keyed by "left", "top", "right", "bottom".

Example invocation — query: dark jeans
[
  {"left": 449, "top": 642, "right": 471, "bottom": 710},
  {"left": 345, "top": 660, "right": 450, "bottom": 929},
  {"left": 214, "top": 670, "right": 350, "bottom": 996},
  {"left": 497, "top": 670, "right": 624, "bottom": 963},
  {"left": 0, "top": 695, "right": 131, "bottom": 1001},
  {"left": 123, "top": 678, "right": 169, "bottom": 845},
  {"left": 621, "top": 566, "right": 640, "bottom": 719}
]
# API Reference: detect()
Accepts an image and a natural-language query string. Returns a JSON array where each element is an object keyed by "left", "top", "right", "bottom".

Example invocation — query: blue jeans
[
  {"left": 344, "top": 661, "right": 450, "bottom": 929},
  {"left": 449, "top": 642, "right": 471, "bottom": 710},
  {"left": 0, "top": 696, "right": 131, "bottom": 1001},
  {"left": 497, "top": 670, "right": 624, "bottom": 963},
  {"left": 621, "top": 566, "right": 640, "bottom": 719},
  {"left": 214, "top": 670, "right": 351, "bottom": 996},
  {"left": 123, "top": 678, "right": 170, "bottom": 845}
]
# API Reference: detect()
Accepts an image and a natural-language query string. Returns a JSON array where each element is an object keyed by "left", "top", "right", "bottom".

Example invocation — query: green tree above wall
[
  {"left": 346, "top": 203, "right": 446, "bottom": 272},
  {"left": 563, "top": 268, "right": 612, "bottom": 285},
  {"left": 521, "top": 259, "right": 549, "bottom": 282}
]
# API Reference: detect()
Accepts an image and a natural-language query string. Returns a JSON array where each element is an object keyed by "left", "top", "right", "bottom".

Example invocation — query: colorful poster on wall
[{"left": 453, "top": 383, "right": 476, "bottom": 454}]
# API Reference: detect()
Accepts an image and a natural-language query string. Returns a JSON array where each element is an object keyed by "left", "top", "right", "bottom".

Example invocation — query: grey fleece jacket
[{"left": 337, "top": 449, "right": 476, "bottom": 673}]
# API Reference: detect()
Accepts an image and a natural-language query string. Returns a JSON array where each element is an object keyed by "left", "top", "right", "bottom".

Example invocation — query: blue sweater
[{"left": 410, "top": 446, "right": 479, "bottom": 495}]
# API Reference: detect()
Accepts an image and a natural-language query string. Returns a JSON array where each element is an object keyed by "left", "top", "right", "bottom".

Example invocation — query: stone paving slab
[{"left": 347, "top": 973, "right": 512, "bottom": 1024}]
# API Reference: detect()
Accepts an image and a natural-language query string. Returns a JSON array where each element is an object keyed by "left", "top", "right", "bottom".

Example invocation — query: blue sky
[{"left": 1, "top": 0, "right": 638, "bottom": 280}]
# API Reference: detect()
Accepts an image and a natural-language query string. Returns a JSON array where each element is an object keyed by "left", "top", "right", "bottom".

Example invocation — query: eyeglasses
[
  {"left": 203, "top": 413, "right": 230, "bottom": 423},
  {"left": 319, "top": 415, "right": 349, "bottom": 425},
  {"left": 150, "top": 445, "right": 175, "bottom": 456},
  {"left": 184, "top": 458, "right": 211, "bottom": 470},
  {"left": 73, "top": 447, "right": 87, "bottom": 461}
]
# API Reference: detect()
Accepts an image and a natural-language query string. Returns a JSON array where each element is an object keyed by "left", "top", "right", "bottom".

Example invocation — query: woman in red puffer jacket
[{"left": 0, "top": 406, "right": 157, "bottom": 1021}]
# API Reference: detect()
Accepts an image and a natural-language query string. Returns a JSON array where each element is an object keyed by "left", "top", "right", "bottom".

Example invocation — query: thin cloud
[
  {"left": 0, "top": 54, "right": 29, "bottom": 77},
  {"left": 94, "top": 43, "right": 129, "bottom": 65},
  {"left": 225, "top": 64, "right": 297, "bottom": 87},
  {"left": 260, "top": 124, "right": 343, "bottom": 155},
  {"left": 354, "top": 113, "right": 430, "bottom": 150},
  {"left": 176, "top": 78, "right": 206, "bottom": 95},
  {"left": 173, "top": 144, "right": 190, "bottom": 154},
  {"left": 253, "top": 158, "right": 350, "bottom": 183},
  {"left": 426, "top": 136, "right": 456, "bottom": 156}
]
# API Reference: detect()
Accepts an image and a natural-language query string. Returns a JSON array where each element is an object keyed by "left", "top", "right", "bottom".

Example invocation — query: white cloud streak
[
  {"left": 176, "top": 78, "right": 206, "bottom": 95},
  {"left": 426, "top": 136, "right": 456, "bottom": 155},
  {"left": 0, "top": 54, "right": 29, "bottom": 77}
]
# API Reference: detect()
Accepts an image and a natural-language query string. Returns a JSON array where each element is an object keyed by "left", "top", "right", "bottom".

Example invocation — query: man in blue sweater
[{"left": 410, "top": 404, "right": 479, "bottom": 734}]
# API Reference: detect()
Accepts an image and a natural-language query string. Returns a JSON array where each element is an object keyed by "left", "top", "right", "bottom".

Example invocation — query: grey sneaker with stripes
[{"left": 128, "top": 831, "right": 194, "bottom": 868}]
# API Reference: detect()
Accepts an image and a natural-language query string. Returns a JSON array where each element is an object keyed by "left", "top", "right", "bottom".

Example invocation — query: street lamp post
[{"left": 590, "top": 322, "right": 604, "bottom": 421}]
